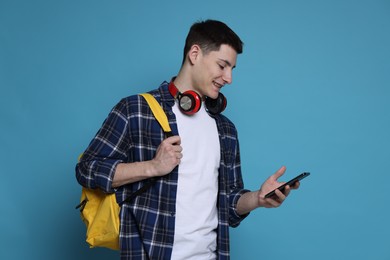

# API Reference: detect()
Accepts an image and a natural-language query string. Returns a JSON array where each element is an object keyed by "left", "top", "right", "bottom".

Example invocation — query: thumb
[
  {"left": 166, "top": 135, "right": 181, "bottom": 145},
  {"left": 272, "top": 166, "right": 286, "bottom": 181}
]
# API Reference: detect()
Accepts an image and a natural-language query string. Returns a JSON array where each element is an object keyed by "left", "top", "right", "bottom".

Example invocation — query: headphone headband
[{"left": 168, "top": 81, "right": 179, "bottom": 99}]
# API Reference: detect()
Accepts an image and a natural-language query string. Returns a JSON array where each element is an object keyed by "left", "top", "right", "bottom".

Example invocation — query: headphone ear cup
[
  {"left": 205, "top": 93, "right": 227, "bottom": 115},
  {"left": 178, "top": 90, "right": 202, "bottom": 115}
]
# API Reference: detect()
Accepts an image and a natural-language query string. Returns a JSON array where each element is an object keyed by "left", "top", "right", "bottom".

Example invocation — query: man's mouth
[{"left": 213, "top": 81, "right": 223, "bottom": 89}]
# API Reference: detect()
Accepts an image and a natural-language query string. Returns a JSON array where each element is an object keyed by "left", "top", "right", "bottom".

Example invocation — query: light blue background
[{"left": 1, "top": 0, "right": 389, "bottom": 259}]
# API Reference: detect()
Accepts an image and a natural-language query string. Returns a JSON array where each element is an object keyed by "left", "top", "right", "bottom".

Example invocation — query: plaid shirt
[{"left": 76, "top": 81, "right": 250, "bottom": 259}]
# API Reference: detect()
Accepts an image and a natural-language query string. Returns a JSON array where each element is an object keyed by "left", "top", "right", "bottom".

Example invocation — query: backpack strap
[
  {"left": 119, "top": 93, "right": 172, "bottom": 206},
  {"left": 139, "top": 93, "right": 172, "bottom": 137}
]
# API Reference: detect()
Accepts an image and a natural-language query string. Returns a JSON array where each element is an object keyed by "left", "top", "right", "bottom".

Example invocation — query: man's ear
[{"left": 188, "top": 44, "right": 202, "bottom": 65}]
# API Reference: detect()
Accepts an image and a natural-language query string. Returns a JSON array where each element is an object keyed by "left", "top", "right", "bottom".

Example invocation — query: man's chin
[
  {"left": 207, "top": 90, "right": 220, "bottom": 99},
  {"left": 207, "top": 94, "right": 219, "bottom": 100}
]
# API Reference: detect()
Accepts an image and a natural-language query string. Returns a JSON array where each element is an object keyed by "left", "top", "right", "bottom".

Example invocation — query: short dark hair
[{"left": 182, "top": 19, "right": 243, "bottom": 64}]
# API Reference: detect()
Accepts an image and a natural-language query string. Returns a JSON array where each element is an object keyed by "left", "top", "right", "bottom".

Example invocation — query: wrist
[{"left": 146, "top": 160, "right": 160, "bottom": 178}]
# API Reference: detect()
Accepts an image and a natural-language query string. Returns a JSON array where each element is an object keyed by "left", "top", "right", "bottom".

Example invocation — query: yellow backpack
[{"left": 76, "top": 93, "right": 172, "bottom": 250}]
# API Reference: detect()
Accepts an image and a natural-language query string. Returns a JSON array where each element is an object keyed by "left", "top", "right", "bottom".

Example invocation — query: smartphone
[{"left": 264, "top": 172, "right": 310, "bottom": 199}]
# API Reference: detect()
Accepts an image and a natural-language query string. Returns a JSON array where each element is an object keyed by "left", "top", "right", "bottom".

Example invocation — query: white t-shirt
[{"left": 170, "top": 101, "right": 220, "bottom": 260}]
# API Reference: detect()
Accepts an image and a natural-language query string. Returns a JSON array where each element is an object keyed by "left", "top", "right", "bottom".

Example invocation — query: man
[{"left": 76, "top": 19, "right": 299, "bottom": 259}]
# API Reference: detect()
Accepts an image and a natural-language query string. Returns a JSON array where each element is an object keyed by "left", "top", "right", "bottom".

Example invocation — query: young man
[{"left": 76, "top": 19, "right": 299, "bottom": 259}]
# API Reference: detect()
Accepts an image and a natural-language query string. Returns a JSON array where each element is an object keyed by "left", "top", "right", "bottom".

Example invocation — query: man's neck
[{"left": 174, "top": 66, "right": 195, "bottom": 93}]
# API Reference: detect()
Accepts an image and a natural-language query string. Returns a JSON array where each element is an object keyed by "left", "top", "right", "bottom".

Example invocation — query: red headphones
[{"left": 168, "top": 81, "right": 227, "bottom": 115}]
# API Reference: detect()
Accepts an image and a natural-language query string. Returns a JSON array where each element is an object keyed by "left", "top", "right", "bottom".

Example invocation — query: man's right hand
[
  {"left": 151, "top": 135, "right": 182, "bottom": 176},
  {"left": 112, "top": 135, "right": 182, "bottom": 188}
]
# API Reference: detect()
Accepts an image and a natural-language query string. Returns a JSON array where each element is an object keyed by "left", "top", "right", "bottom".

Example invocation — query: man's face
[{"left": 192, "top": 44, "right": 237, "bottom": 99}]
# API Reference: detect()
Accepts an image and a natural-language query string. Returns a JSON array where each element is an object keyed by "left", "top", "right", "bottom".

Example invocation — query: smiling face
[
  {"left": 174, "top": 20, "right": 243, "bottom": 99},
  {"left": 190, "top": 44, "right": 238, "bottom": 99}
]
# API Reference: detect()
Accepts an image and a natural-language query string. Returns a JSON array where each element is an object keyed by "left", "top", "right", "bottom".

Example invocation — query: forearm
[
  {"left": 112, "top": 160, "right": 159, "bottom": 188},
  {"left": 236, "top": 190, "right": 261, "bottom": 216},
  {"left": 112, "top": 136, "right": 182, "bottom": 188},
  {"left": 236, "top": 171, "right": 294, "bottom": 214}
]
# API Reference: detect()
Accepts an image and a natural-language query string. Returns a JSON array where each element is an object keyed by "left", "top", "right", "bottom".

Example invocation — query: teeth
[{"left": 214, "top": 82, "right": 222, "bottom": 88}]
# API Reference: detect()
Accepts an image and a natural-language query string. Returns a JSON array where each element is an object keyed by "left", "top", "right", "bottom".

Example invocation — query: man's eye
[{"left": 218, "top": 64, "right": 225, "bottom": 69}]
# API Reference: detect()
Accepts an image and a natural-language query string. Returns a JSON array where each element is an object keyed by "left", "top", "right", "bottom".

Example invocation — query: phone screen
[{"left": 264, "top": 172, "right": 310, "bottom": 199}]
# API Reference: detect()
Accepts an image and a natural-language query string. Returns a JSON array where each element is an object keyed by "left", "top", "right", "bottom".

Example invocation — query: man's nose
[{"left": 222, "top": 69, "right": 232, "bottom": 84}]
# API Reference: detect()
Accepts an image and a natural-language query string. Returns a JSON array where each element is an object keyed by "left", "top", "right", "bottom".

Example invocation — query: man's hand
[
  {"left": 236, "top": 166, "right": 300, "bottom": 215},
  {"left": 112, "top": 135, "right": 182, "bottom": 188},
  {"left": 151, "top": 135, "right": 182, "bottom": 176},
  {"left": 257, "top": 166, "right": 300, "bottom": 208}
]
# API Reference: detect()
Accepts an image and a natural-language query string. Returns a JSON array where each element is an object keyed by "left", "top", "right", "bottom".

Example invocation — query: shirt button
[{"left": 170, "top": 212, "right": 175, "bottom": 217}]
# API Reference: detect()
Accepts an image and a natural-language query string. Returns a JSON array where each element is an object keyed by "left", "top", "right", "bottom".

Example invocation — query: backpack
[{"left": 75, "top": 93, "right": 172, "bottom": 250}]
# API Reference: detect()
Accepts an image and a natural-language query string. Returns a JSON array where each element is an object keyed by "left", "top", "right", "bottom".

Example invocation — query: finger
[
  {"left": 292, "top": 181, "right": 300, "bottom": 190},
  {"left": 171, "top": 143, "right": 182, "bottom": 152},
  {"left": 176, "top": 151, "right": 183, "bottom": 159},
  {"left": 166, "top": 135, "right": 181, "bottom": 145},
  {"left": 275, "top": 189, "right": 290, "bottom": 206},
  {"left": 272, "top": 166, "right": 286, "bottom": 181},
  {"left": 274, "top": 188, "right": 287, "bottom": 201},
  {"left": 282, "top": 185, "right": 291, "bottom": 197},
  {"left": 265, "top": 197, "right": 282, "bottom": 208}
]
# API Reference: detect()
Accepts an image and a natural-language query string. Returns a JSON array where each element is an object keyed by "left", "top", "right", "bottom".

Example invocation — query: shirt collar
[{"left": 159, "top": 80, "right": 175, "bottom": 107}]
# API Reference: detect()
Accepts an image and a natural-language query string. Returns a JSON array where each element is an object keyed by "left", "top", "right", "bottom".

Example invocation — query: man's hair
[{"left": 182, "top": 19, "right": 243, "bottom": 64}]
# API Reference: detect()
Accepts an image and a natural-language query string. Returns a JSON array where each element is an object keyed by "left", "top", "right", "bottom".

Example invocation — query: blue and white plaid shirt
[{"left": 76, "top": 81, "right": 250, "bottom": 259}]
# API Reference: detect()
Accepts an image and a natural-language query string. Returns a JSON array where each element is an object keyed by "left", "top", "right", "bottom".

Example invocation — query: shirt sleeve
[
  {"left": 75, "top": 98, "right": 131, "bottom": 193},
  {"left": 216, "top": 114, "right": 251, "bottom": 227},
  {"left": 227, "top": 139, "right": 251, "bottom": 227}
]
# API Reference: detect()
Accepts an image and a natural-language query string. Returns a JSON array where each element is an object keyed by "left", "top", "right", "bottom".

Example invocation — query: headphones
[{"left": 168, "top": 81, "right": 227, "bottom": 115}]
